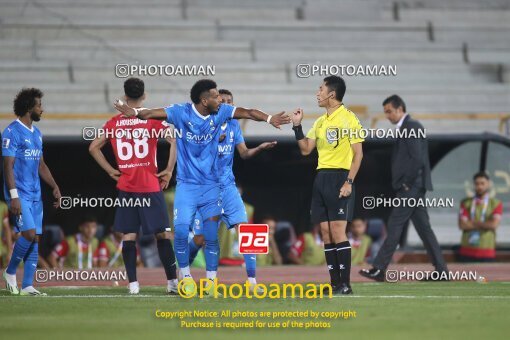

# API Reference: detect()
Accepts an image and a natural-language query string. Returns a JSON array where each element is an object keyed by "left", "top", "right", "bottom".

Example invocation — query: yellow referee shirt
[{"left": 306, "top": 105, "right": 364, "bottom": 170}]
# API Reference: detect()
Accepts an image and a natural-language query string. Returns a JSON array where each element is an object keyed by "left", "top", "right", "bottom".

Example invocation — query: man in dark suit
[{"left": 360, "top": 95, "right": 448, "bottom": 281}]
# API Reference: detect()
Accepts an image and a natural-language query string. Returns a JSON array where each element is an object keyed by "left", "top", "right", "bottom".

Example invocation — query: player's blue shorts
[
  {"left": 174, "top": 182, "right": 222, "bottom": 229},
  {"left": 8, "top": 198, "right": 43, "bottom": 235},
  {"left": 192, "top": 183, "right": 247, "bottom": 236},
  {"left": 113, "top": 190, "right": 169, "bottom": 235}
]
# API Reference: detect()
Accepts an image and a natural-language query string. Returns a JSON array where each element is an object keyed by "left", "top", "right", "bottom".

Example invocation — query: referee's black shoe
[
  {"left": 322, "top": 283, "right": 353, "bottom": 295},
  {"left": 359, "top": 267, "right": 385, "bottom": 282},
  {"left": 338, "top": 283, "right": 353, "bottom": 295}
]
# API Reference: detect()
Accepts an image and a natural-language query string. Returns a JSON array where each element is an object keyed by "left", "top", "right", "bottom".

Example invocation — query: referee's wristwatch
[{"left": 346, "top": 178, "right": 354, "bottom": 185}]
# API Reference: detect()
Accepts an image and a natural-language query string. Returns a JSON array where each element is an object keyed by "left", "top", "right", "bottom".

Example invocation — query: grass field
[{"left": 1, "top": 282, "right": 509, "bottom": 340}]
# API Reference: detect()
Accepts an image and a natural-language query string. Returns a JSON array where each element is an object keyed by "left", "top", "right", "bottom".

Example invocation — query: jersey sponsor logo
[
  {"left": 238, "top": 224, "right": 269, "bottom": 254},
  {"left": 186, "top": 132, "right": 214, "bottom": 143},
  {"left": 218, "top": 144, "right": 233, "bottom": 154},
  {"left": 24, "top": 149, "right": 42, "bottom": 158},
  {"left": 2, "top": 138, "right": 10, "bottom": 149}
]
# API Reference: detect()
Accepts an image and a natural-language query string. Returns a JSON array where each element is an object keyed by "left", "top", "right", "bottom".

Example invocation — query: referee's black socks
[
  {"left": 336, "top": 241, "right": 352, "bottom": 286},
  {"left": 324, "top": 243, "right": 340, "bottom": 286}
]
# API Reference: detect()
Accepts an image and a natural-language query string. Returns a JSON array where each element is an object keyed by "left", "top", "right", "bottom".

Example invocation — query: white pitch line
[{"left": 0, "top": 295, "right": 509, "bottom": 299}]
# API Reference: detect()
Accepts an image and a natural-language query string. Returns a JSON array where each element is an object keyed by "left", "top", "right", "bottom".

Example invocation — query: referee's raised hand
[{"left": 292, "top": 108, "right": 304, "bottom": 126}]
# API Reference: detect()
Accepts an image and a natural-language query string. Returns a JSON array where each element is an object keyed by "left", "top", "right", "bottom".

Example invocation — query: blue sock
[
  {"left": 244, "top": 254, "right": 257, "bottom": 278},
  {"left": 22, "top": 242, "right": 38, "bottom": 289},
  {"left": 203, "top": 219, "right": 220, "bottom": 271},
  {"left": 188, "top": 239, "right": 202, "bottom": 265},
  {"left": 6, "top": 236, "right": 33, "bottom": 275},
  {"left": 174, "top": 224, "right": 190, "bottom": 269}
]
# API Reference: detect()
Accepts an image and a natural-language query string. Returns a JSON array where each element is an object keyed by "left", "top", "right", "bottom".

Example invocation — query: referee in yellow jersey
[{"left": 291, "top": 76, "right": 364, "bottom": 295}]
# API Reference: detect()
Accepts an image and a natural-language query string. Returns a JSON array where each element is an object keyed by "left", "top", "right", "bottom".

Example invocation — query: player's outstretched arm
[
  {"left": 89, "top": 135, "right": 121, "bottom": 181},
  {"left": 291, "top": 108, "right": 316, "bottom": 155},
  {"left": 233, "top": 107, "right": 291, "bottom": 129},
  {"left": 39, "top": 156, "right": 62, "bottom": 208},
  {"left": 113, "top": 99, "right": 167, "bottom": 120},
  {"left": 236, "top": 141, "right": 277, "bottom": 160},
  {"left": 3, "top": 156, "right": 21, "bottom": 216}
]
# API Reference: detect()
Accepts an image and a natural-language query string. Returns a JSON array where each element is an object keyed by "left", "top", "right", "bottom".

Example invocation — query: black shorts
[
  {"left": 311, "top": 169, "right": 355, "bottom": 223},
  {"left": 113, "top": 190, "right": 170, "bottom": 235}
]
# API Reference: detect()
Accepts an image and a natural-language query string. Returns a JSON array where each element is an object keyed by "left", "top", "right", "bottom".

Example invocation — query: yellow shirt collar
[{"left": 325, "top": 104, "right": 344, "bottom": 120}]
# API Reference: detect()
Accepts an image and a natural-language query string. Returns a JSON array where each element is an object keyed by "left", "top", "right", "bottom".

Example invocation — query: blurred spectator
[
  {"left": 39, "top": 225, "right": 64, "bottom": 269},
  {"left": 287, "top": 224, "right": 325, "bottom": 265},
  {"left": 49, "top": 216, "right": 101, "bottom": 269},
  {"left": 0, "top": 200, "right": 13, "bottom": 268},
  {"left": 365, "top": 218, "right": 386, "bottom": 264},
  {"left": 272, "top": 220, "right": 297, "bottom": 264},
  {"left": 348, "top": 218, "right": 372, "bottom": 265},
  {"left": 457, "top": 172, "right": 502, "bottom": 262},
  {"left": 257, "top": 216, "right": 283, "bottom": 266}
]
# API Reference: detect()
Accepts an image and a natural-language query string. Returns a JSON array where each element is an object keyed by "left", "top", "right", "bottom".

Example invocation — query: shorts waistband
[{"left": 317, "top": 168, "right": 349, "bottom": 173}]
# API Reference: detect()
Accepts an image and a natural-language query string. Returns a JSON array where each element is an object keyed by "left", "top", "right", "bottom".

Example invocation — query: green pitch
[{"left": 0, "top": 282, "right": 509, "bottom": 340}]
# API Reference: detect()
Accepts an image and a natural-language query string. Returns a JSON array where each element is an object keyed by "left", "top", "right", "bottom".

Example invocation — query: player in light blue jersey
[
  {"left": 188, "top": 89, "right": 276, "bottom": 289},
  {"left": 114, "top": 79, "right": 290, "bottom": 294},
  {"left": 2, "top": 88, "right": 61, "bottom": 296}
]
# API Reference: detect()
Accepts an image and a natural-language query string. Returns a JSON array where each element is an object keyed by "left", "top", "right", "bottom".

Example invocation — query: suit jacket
[{"left": 391, "top": 115, "right": 433, "bottom": 192}]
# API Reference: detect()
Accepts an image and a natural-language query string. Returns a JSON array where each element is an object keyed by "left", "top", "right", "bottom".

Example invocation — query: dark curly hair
[
  {"left": 190, "top": 79, "right": 217, "bottom": 104},
  {"left": 13, "top": 88, "right": 43, "bottom": 117}
]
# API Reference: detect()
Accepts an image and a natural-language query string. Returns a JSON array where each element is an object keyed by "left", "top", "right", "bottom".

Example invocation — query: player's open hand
[
  {"left": 291, "top": 108, "right": 304, "bottom": 126},
  {"left": 339, "top": 182, "right": 352, "bottom": 198},
  {"left": 258, "top": 141, "right": 277, "bottom": 150},
  {"left": 52, "top": 186, "right": 62, "bottom": 208},
  {"left": 109, "top": 169, "right": 121, "bottom": 182},
  {"left": 114, "top": 99, "right": 136, "bottom": 117},
  {"left": 157, "top": 170, "right": 173, "bottom": 189},
  {"left": 270, "top": 112, "right": 291, "bottom": 129},
  {"left": 9, "top": 198, "right": 21, "bottom": 216}
]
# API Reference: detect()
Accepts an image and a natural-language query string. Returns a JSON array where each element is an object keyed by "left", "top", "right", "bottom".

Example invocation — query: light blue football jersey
[
  {"left": 164, "top": 103, "right": 236, "bottom": 185},
  {"left": 216, "top": 119, "right": 244, "bottom": 186},
  {"left": 2, "top": 119, "right": 43, "bottom": 201}
]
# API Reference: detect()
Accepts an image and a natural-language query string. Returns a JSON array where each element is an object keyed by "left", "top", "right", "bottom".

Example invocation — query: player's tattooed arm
[
  {"left": 292, "top": 108, "right": 316, "bottom": 156},
  {"left": 39, "top": 156, "right": 62, "bottom": 208},
  {"left": 157, "top": 137, "right": 176, "bottom": 190},
  {"left": 89, "top": 135, "right": 121, "bottom": 182},
  {"left": 113, "top": 100, "right": 167, "bottom": 120},
  {"left": 3, "top": 156, "right": 21, "bottom": 216},
  {"left": 236, "top": 141, "right": 277, "bottom": 160},
  {"left": 233, "top": 107, "right": 291, "bottom": 129}
]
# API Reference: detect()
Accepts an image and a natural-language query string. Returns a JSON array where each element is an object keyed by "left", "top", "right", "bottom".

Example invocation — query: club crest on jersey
[
  {"left": 229, "top": 131, "right": 234, "bottom": 142},
  {"left": 326, "top": 127, "right": 339, "bottom": 144}
]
